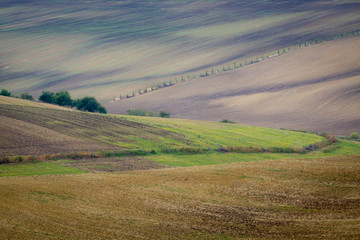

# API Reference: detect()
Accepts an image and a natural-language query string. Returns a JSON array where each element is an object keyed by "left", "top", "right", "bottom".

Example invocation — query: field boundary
[{"left": 0, "top": 134, "right": 336, "bottom": 164}]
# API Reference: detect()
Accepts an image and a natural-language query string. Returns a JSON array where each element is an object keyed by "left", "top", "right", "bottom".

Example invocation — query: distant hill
[
  {"left": 1, "top": 0, "right": 359, "bottom": 102},
  {"left": 0, "top": 96, "right": 323, "bottom": 156},
  {"left": 107, "top": 36, "right": 360, "bottom": 135}
]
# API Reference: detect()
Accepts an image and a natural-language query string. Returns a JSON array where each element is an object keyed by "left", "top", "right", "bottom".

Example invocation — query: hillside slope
[
  {"left": 1, "top": 155, "right": 359, "bottom": 239},
  {"left": 0, "top": 0, "right": 359, "bottom": 101},
  {"left": 107, "top": 36, "right": 360, "bottom": 135},
  {"left": 0, "top": 97, "right": 323, "bottom": 156}
]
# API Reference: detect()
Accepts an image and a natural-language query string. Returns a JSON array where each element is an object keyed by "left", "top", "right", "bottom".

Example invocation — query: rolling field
[
  {"left": 108, "top": 36, "right": 360, "bottom": 135},
  {"left": 0, "top": 155, "right": 359, "bottom": 239},
  {"left": 0, "top": 98, "right": 324, "bottom": 156},
  {"left": 0, "top": 97, "right": 359, "bottom": 239},
  {"left": 1, "top": 0, "right": 360, "bottom": 102},
  {"left": 1, "top": 1, "right": 360, "bottom": 238}
]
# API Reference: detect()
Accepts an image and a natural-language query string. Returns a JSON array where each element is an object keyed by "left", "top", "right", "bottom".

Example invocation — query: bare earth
[{"left": 107, "top": 37, "right": 360, "bottom": 135}]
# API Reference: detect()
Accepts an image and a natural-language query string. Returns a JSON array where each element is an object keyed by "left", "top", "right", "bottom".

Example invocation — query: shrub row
[
  {"left": 0, "top": 149, "right": 155, "bottom": 164},
  {"left": 0, "top": 135, "right": 338, "bottom": 164},
  {"left": 126, "top": 108, "right": 170, "bottom": 118}
]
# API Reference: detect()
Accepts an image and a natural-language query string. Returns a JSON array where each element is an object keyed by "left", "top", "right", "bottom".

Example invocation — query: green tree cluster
[
  {"left": 20, "top": 92, "right": 34, "bottom": 100},
  {"left": 75, "top": 97, "right": 107, "bottom": 114},
  {"left": 39, "top": 91, "right": 106, "bottom": 114},
  {"left": 350, "top": 132, "right": 359, "bottom": 140},
  {"left": 0, "top": 89, "right": 11, "bottom": 96},
  {"left": 159, "top": 111, "right": 170, "bottom": 118}
]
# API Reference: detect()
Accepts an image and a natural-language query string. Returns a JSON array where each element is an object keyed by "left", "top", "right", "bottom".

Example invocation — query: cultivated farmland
[
  {"left": 0, "top": 97, "right": 359, "bottom": 239},
  {"left": 1, "top": 0, "right": 360, "bottom": 102},
  {"left": 0, "top": 155, "right": 359, "bottom": 239},
  {"left": 1, "top": 1, "right": 360, "bottom": 239},
  {"left": 108, "top": 36, "right": 360, "bottom": 135},
  {"left": 0, "top": 98, "right": 323, "bottom": 156}
]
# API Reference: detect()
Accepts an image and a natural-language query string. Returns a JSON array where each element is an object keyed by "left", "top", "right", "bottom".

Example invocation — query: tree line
[
  {"left": 1, "top": 89, "right": 33, "bottom": 100},
  {"left": 1, "top": 89, "right": 106, "bottom": 114},
  {"left": 39, "top": 91, "right": 107, "bottom": 113}
]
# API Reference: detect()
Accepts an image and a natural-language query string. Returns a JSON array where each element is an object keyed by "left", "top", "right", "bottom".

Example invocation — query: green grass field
[
  {"left": 0, "top": 162, "right": 85, "bottom": 177},
  {"left": 146, "top": 140, "right": 360, "bottom": 167},
  {"left": 118, "top": 115, "right": 324, "bottom": 149}
]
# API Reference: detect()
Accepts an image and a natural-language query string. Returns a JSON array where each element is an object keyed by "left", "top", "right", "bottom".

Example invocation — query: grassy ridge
[
  {"left": 0, "top": 100, "right": 324, "bottom": 157},
  {"left": 119, "top": 115, "right": 324, "bottom": 149}
]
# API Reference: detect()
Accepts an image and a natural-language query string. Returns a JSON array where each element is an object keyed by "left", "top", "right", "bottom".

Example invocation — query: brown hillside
[
  {"left": 0, "top": 103, "right": 187, "bottom": 156},
  {"left": 106, "top": 37, "right": 360, "bottom": 135}
]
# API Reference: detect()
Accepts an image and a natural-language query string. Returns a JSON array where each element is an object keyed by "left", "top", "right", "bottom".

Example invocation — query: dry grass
[
  {"left": 0, "top": 96, "right": 71, "bottom": 110},
  {"left": 108, "top": 36, "right": 360, "bottom": 135},
  {"left": 0, "top": 155, "right": 359, "bottom": 239}
]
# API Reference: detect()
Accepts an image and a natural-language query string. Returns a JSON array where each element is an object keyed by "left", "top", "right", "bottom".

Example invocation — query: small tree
[
  {"left": 55, "top": 91, "right": 73, "bottom": 106},
  {"left": 20, "top": 92, "right": 33, "bottom": 100},
  {"left": 39, "top": 91, "right": 55, "bottom": 103},
  {"left": 0, "top": 89, "right": 11, "bottom": 96},
  {"left": 159, "top": 111, "right": 170, "bottom": 118},
  {"left": 97, "top": 106, "right": 107, "bottom": 114},
  {"left": 76, "top": 96, "right": 106, "bottom": 113},
  {"left": 220, "top": 119, "right": 236, "bottom": 124},
  {"left": 350, "top": 132, "right": 359, "bottom": 139}
]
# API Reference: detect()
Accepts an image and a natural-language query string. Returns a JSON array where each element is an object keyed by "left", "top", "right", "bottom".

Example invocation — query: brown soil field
[
  {"left": 1, "top": 1, "right": 360, "bottom": 102},
  {"left": 107, "top": 36, "right": 360, "bottom": 135},
  {"left": 0, "top": 103, "right": 187, "bottom": 156},
  {"left": 60, "top": 157, "right": 169, "bottom": 173},
  {"left": 1, "top": 155, "right": 359, "bottom": 239}
]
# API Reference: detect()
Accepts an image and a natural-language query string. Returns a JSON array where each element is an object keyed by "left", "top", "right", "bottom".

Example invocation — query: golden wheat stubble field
[
  {"left": 0, "top": 155, "right": 359, "bottom": 239},
  {"left": 108, "top": 36, "right": 360, "bottom": 135}
]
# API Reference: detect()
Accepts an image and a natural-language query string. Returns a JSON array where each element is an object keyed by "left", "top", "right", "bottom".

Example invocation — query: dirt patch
[{"left": 60, "top": 157, "right": 169, "bottom": 173}]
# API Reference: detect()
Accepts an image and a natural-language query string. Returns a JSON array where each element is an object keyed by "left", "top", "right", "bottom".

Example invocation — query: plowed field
[{"left": 0, "top": 155, "right": 359, "bottom": 239}]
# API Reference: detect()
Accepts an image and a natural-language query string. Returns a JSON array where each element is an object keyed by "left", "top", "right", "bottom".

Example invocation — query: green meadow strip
[
  {"left": 146, "top": 140, "right": 360, "bottom": 167},
  {"left": 0, "top": 162, "right": 86, "bottom": 177}
]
